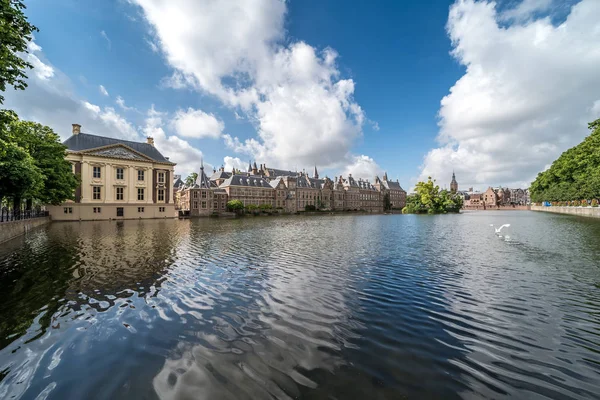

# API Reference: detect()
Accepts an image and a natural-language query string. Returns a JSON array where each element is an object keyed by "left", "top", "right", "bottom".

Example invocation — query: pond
[{"left": 0, "top": 211, "right": 599, "bottom": 399}]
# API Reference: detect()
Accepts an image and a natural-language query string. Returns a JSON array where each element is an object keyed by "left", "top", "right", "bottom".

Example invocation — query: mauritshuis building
[{"left": 48, "top": 124, "right": 176, "bottom": 220}]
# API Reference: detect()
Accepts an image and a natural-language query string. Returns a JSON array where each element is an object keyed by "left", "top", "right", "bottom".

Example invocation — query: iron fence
[{"left": 0, "top": 209, "right": 49, "bottom": 223}]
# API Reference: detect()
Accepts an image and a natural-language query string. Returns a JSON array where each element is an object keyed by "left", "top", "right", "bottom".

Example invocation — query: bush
[
  {"left": 259, "top": 204, "right": 273, "bottom": 210},
  {"left": 573, "top": 200, "right": 580, "bottom": 206},
  {"left": 305, "top": 204, "right": 316, "bottom": 212},
  {"left": 246, "top": 204, "right": 258, "bottom": 211},
  {"left": 226, "top": 200, "right": 244, "bottom": 211},
  {"left": 582, "top": 200, "right": 589, "bottom": 207},
  {"left": 592, "top": 199, "right": 599, "bottom": 207}
]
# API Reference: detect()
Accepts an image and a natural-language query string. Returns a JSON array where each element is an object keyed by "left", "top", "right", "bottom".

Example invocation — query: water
[{"left": 0, "top": 211, "right": 599, "bottom": 399}]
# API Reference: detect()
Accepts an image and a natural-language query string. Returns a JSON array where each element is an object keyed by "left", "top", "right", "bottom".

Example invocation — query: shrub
[
  {"left": 259, "top": 204, "right": 273, "bottom": 210},
  {"left": 246, "top": 204, "right": 258, "bottom": 211},
  {"left": 305, "top": 204, "right": 316, "bottom": 212},
  {"left": 226, "top": 200, "right": 244, "bottom": 211},
  {"left": 573, "top": 200, "right": 580, "bottom": 206},
  {"left": 592, "top": 199, "right": 599, "bottom": 207},
  {"left": 582, "top": 200, "right": 589, "bottom": 207}
]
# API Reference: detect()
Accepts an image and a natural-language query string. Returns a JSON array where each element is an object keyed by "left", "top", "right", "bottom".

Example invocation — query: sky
[{"left": 3, "top": 0, "right": 600, "bottom": 191}]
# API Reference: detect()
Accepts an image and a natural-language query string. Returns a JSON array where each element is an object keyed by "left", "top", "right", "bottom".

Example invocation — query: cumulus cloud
[
  {"left": 419, "top": 0, "right": 600, "bottom": 190},
  {"left": 171, "top": 108, "right": 224, "bottom": 139},
  {"left": 24, "top": 41, "right": 54, "bottom": 80},
  {"left": 342, "top": 155, "right": 383, "bottom": 180},
  {"left": 223, "top": 156, "right": 247, "bottom": 172},
  {"left": 130, "top": 0, "right": 368, "bottom": 173},
  {"left": 99, "top": 85, "right": 109, "bottom": 96},
  {"left": 3, "top": 45, "right": 206, "bottom": 177}
]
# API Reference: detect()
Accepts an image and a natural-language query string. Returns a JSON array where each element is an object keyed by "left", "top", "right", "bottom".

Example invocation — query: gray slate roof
[
  {"left": 381, "top": 179, "right": 405, "bottom": 192},
  {"left": 220, "top": 174, "right": 273, "bottom": 188},
  {"left": 267, "top": 168, "right": 299, "bottom": 177},
  {"left": 63, "top": 133, "right": 173, "bottom": 164},
  {"left": 210, "top": 170, "right": 232, "bottom": 180}
]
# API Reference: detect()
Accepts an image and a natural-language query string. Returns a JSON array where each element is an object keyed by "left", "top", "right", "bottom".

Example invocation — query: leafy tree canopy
[
  {"left": 530, "top": 119, "right": 600, "bottom": 202},
  {"left": 402, "top": 177, "right": 462, "bottom": 214},
  {"left": 226, "top": 199, "right": 244, "bottom": 211},
  {"left": 184, "top": 173, "right": 198, "bottom": 187},
  {"left": 0, "top": 0, "right": 38, "bottom": 104}
]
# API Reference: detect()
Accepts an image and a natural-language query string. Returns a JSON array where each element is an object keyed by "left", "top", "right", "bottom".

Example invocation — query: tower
[
  {"left": 313, "top": 165, "right": 319, "bottom": 179},
  {"left": 450, "top": 171, "right": 458, "bottom": 193}
]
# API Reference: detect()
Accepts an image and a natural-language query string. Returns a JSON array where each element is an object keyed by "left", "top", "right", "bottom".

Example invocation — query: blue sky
[{"left": 5, "top": 0, "right": 600, "bottom": 190}]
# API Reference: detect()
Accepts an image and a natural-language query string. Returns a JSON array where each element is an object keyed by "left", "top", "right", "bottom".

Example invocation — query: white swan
[{"left": 490, "top": 223, "right": 511, "bottom": 234}]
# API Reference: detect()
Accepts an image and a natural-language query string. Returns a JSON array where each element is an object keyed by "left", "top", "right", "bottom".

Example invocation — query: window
[
  {"left": 193, "top": 201, "right": 198, "bottom": 209},
  {"left": 93, "top": 207, "right": 101, "bottom": 213},
  {"left": 63, "top": 207, "right": 72, "bottom": 214},
  {"left": 138, "top": 207, "right": 144, "bottom": 213},
  {"left": 221, "top": 202, "right": 224, "bottom": 209},
  {"left": 213, "top": 202, "right": 218, "bottom": 208},
  {"left": 158, "top": 172, "right": 165, "bottom": 184},
  {"left": 116, "top": 207, "right": 124, "bottom": 217},
  {"left": 138, "top": 170, "right": 144, "bottom": 181},
  {"left": 116, "top": 187, "right": 124, "bottom": 201},
  {"left": 158, "top": 189, "right": 165, "bottom": 202},
  {"left": 116, "top": 168, "right": 124, "bottom": 180},
  {"left": 193, "top": 192, "right": 198, "bottom": 198},
  {"left": 138, "top": 188, "right": 144, "bottom": 201},
  {"left": 93, "top": 186, "right": 101, "bottom": 200},
  {"left": 93, "top": 166, "right": 101, "bottom": 178},
  {"left": 159, "top": 207, "right": 165, "bottom": 212},
  {"left": 201, "top": 201, "right": 207, "bottom": 209},
  {"left": 201, "top": 191, "right": 207, "bottom": 198}
]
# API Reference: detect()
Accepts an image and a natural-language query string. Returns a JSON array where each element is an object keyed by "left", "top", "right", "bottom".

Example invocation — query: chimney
[
  {"left": 147, "top": 137, "right": 154, "bottom": 146},
  {"left": 72, "top": 123, "right": 81, "bottom": 135}
]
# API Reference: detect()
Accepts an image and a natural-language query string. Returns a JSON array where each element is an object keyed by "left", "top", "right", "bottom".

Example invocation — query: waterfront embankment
[
  {"left": 0, "top": 217, "right": 51, "bottom": 244},
  {"left": 531, "top": 205, "right": 600, "bottom": 218}
]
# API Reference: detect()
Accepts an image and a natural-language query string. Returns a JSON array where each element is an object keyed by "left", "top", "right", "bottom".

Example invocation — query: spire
[
  {"left": 200, "top": 158, "right": 204, "bottom": 170},
  {"left": 383, "top": 171, "right": 388, "bottom": 181},
  {"left": 313, "top": 165, "right": 319, "bottom": 179},
  {"left": 253, "top": 161, "right": 258, "bottom": 169},
  {"left": 248, "top": 160, "right": 252, "bottom": 172}
]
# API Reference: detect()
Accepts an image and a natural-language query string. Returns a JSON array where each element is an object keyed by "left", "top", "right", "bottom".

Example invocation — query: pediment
[{"left": 82, "top": 144, "right": 152, "bottom": 162}]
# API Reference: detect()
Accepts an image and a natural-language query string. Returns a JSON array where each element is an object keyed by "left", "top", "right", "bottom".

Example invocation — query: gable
[{"left": 82, "top": 144, "right": 153, "bottom": 162}]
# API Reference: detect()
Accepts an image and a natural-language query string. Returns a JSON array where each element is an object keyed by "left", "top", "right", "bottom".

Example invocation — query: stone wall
[
  {"left": 531, "top": 205, "right": 600, "bottom": 218},
  {"left": 463, "top": 205, "right": 530, "bottom": 211},
  {"left": 0, "top": 217, "right": 51, "bottom": 244}
]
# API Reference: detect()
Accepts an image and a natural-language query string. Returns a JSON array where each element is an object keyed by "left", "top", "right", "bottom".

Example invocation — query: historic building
[
  {"left": 450, "top": 171, "right": 458, "bottom": 193},
  {"left": 374, "top": 172, "right": 407, "bottom": 209},
  {"left": 175, "top": 160, "right": 404, "bottom": 215},
  {"left": 47, "top": 124, "right": 176, "bottom": 220}
]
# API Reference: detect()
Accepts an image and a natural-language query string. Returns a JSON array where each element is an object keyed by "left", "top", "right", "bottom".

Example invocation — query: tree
[
  {"left": 226, "top": 200, "right": 244, "bottom": 211},
  {"left": 0, "top": 113, "right": 78, "bottom": 211},
  {"left": 0, "top": 0, "right": 38, "bottom": 104},
  {"left": 305, "top": 204, "right": 316, "bottom": 211},
  {"left": 530, "top": 119, "right": 600, "bottom": 203},
  {"left": 383, "top": 192, "right": 391, "bottom": 211},
  {"left": 184, "top": 172, "right": 198, "bottom": 187},
  {"left": 402, "top": 177, "right": 462, "bottom": 214}
]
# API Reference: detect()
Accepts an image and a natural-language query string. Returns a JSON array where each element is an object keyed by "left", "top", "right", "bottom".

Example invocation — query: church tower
[{"left": 450, "top": 171, "right": 458, "bottom": 193}]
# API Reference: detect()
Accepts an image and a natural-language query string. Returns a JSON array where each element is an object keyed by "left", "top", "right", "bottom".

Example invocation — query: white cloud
[
  {"left": 99, "top": 85, "right": 109, "bottom": 96},
  {"left": 100, "top": 30, "right": 111, "bottom": 50},
  {"left": 500, "top": 0, "right": 552, "bottom": 22},
  {"left": 342, "top": 155, "right": 382, "bottom": 181},
  {"left": 171, "top": 108, "right": 224, "bottom": 139},
  {"left": 24, "top": 41, "right": 54, "bottom": 81},
  {"left": 143, "top": 106, "right": 205, "bottom": 176},
  {"left": 420, "top": 0, "right": 600, "bottom": 190},
  {"left": 223, "top": 156, "right": 247, "bottom": 172},
  {"left": 115, "top": 95, "right": 135, "bottom": 111},
  {"left": 131, "top": 0, "right": 369, "bottom": 172}
]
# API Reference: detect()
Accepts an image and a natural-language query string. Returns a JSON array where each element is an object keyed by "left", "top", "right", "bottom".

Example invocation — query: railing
[{"left": 0, "top": 209, "right": 49, "bottom": 223}]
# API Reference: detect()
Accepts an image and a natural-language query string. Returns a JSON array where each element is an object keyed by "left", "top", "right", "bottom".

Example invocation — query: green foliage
[
  {"left": 246, "top": 204, "right": 258, "bottom": 211},
  {"left": 226, "top": 199, "right": 244, "bottom": 211},
  {"left": 383, "top": 192, "right": 391, "bottom": 211},
  {"left": 259, "top": 203, "right": 272, "bottom": 210},
  {"left": 0, "top": 0, "right": 38, "bottom": 104},
  {"left": 305, "top": 204, "right": 316, "bottom": 211},
  {"left": 530, "top": 119, "right": 600, "bottom": 203},
  {"left": 402, "top": 177, "right": 462, "bottom": 214},
  {"left": 0, "top": 112, "right": 78, "bottom": 207},
  {"left": 592, "top": 199, "right": 598, "bottom": 207},
  {"left": 184, "top": 172, "right": 198, "bottom": 187}
]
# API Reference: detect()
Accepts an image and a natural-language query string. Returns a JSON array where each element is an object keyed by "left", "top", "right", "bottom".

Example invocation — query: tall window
[
  {"left": 158, "top": 189, "right": 165, "bottom": 202},
  {"left": 213, "top": 202, "right": 218, "bottom": 208},
  {"left": 201, "top": 201, "right": 206, "bottom": 209},
  {"left": 193, "top": 201, "right": 198, "bottom": 209},
  {"left": 158, "top": 172, "right": 165, "bottom": 184},
  {"left": 138, "top": 170, "right": 144, "bottom": 181},
  {"left": 116, "top": 168, "right": 124, "bottom": 180},
  {"left": 201, "top": 191, "right": 207, "bottom": 198},
  {"left": 116, "top": 187, "right": 124, "bottom": 201},
  {"left": 138, "top": 188, "right": 144, "bottom": 201},
  {"left": 193, "top": 192, "right": 198, "bottom": 198},
  {"left": 93, "top": 166, "right": 101, "bottom": 178},
  {"left": 93, "top": 186, "right": 101, "bottom": 200}
]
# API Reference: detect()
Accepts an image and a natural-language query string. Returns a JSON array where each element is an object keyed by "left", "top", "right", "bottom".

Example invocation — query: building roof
[
  {"left": 63, "top": 133, "right": 174, "bottom": 164},
  {"left": 381, "top": 179, "right": 405, "bottom": 192},
  {"left": 219, "top": 174, "right": 273, "bottom": 188},
  {"left": 266, "top": 168, "right": 300, "bottom": 177},
  {"left": 210, "top": 170, "right": 232, "bottom": 180}
]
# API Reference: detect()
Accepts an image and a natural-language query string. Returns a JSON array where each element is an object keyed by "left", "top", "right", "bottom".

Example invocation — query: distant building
[
  {"left": 47, "top": 124, "right": 176, "bottom": 220},
  {"left": 450, "top": 171, "right": 458, "bottom": 193},
  {"left": 374, "top": 172, "right": 407, "bottom": 209}
]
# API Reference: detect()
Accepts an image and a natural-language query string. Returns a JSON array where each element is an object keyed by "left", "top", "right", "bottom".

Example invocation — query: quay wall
[
  {"left": 0, "top": 217, "right": 51, "bottom": 244},
  {"left": 462, "top": 205, "right": 530, "bottom": 211},
  {"left": 531, "top": 205, "right": 600, "bottom": 218}
]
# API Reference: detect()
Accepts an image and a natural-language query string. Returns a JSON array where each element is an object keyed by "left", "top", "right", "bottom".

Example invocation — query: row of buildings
[
  {"left": 176, "top": 161, "right": 407, "bottom": 216},
  {"left": 449, "top": 173, "right": 530, "bottom": 207},
  {"left": 48, "top": 126, "right": 407, "bottom": 220}
]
